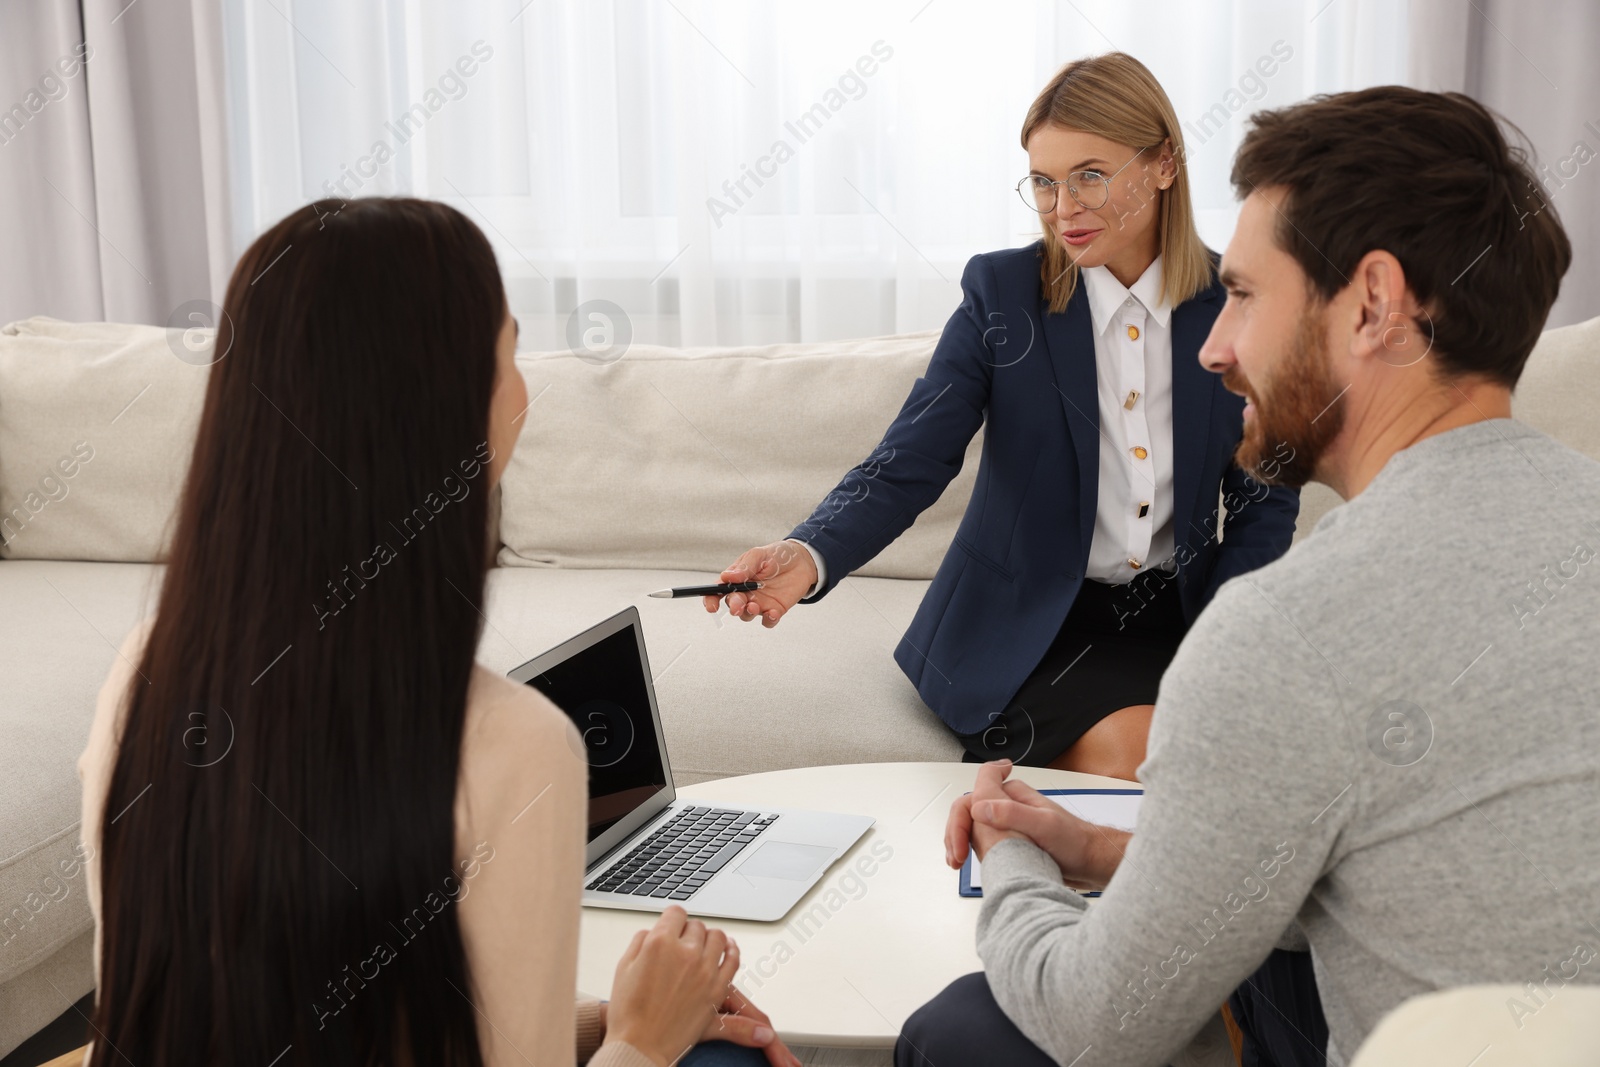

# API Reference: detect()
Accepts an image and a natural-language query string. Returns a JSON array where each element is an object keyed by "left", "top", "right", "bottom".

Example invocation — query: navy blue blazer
[{"left": 786, "top": 243, "right": 1299, "bottom": 736}]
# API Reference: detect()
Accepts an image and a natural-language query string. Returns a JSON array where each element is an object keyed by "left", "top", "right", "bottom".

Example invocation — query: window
[{"left": 221, "top": 0, "right": 1408, "bottom": 347}]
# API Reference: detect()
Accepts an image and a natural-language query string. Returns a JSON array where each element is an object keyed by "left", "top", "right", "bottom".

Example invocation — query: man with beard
[{"left": 898, "top": 86, "right": 1597, "bottom": 1067}]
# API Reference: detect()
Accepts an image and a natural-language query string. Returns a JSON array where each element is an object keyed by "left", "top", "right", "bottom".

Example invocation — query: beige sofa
[{"left": 1, "top": 312, "right": 1595, "bottom": 1059}]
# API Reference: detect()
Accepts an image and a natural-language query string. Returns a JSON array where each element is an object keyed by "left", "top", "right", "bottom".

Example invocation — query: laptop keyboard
[{"left": 586, "top": 806, "right": 779, "bottom": 901}]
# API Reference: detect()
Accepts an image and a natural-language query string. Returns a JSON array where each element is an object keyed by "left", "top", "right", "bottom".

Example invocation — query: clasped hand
[
  {"left": 607, "top": 906, "right": 801, "bottom": 1067},
  {"left": 943, "top": 759, "right": 1128, "bottom": 892}
]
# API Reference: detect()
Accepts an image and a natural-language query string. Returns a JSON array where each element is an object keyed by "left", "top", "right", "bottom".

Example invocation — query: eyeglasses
[{"left": 1015, "top": 145, "right": 1152, "bottom": 213}]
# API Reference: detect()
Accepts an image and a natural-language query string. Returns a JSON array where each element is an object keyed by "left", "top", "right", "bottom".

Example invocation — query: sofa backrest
[
  {"left": 0, "top": 318, "right": 987, "bottom": 574},
  {"left": 0, "top": 318, "right": 205, "bottom": 562},
  {"left": 1, "top": 313, "right": 1595, "bottom": 568},
  {"left": 494, "top": 332, "right": 983, "bottom": 578},
  {"left": 1287, "top": 313, "right": 1600, "bottom": 540}
]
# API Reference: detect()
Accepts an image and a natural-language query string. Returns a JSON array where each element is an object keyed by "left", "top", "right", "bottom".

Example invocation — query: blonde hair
[{"left": 1020, "top": 52, "right": 1213, "bottom": 314}]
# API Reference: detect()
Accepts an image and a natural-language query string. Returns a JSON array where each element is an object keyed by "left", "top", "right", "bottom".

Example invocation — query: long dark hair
[{"left": 89, "top": 198, "right": 505, "bottom": 1065}]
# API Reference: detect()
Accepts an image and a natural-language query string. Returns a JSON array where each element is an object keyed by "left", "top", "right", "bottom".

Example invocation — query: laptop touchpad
[{"left": 736, "top": 841, "right": 834, "bottom": 881}]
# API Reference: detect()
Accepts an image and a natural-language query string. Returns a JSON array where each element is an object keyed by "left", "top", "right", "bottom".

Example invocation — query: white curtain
[
  {"left": 1409, "top": 0, "right": 1600, "bottom": 330},
  {"left": 0, "top": 1, "right": 98, "bottom": 324},
  {"left": 218, "top": 0, "right": 1412, "bottom": 348},
  {"left": 0, "top": 0, "right": 232, "bottom": 327},
  {"left": 11, "top": 1, "right": 1589, "bottom": 339}
]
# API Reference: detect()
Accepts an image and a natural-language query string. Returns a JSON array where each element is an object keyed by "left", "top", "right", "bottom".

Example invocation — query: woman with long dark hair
[{"left": 78, "top": 198, "right": 795, "bottom": 1067}]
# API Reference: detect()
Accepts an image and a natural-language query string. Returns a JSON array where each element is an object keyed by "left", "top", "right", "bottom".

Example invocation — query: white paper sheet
[{"left": 966, "top": 790, "right": 1143, "bottom": 891}]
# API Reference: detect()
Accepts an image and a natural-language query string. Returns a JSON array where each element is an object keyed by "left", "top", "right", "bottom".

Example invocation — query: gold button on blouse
[
  {"left": 1132, "top": 446, "right": 1149, "bottom": 460},
  {"left": 1126, "top": 324, "right": 1140, "bottom": 341},
  {"left": 1128, "top": 558, "right": 1142, "bottom": 570}
]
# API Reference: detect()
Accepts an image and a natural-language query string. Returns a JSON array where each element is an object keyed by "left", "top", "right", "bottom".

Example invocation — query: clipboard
[{"left": 958, "top": 787, "right": 1143, "bottom": 898}]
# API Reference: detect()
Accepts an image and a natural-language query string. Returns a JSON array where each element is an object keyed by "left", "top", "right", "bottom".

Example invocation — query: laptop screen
[{"left": 517, "top": 621, "right": 671, "bottom": 842}]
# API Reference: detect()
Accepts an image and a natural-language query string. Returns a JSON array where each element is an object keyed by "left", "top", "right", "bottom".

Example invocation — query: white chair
[{"left": 1349, "top": 984, "right": 1600, "bottom": 1066}]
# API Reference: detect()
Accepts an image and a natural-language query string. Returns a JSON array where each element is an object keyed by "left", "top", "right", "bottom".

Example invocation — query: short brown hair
[
  {"left": 1232, "top": 86, "right": 1571, "bottom": 387},
  {"left": 1021, "top": 52, "right": 1213, "bottom": 314}
]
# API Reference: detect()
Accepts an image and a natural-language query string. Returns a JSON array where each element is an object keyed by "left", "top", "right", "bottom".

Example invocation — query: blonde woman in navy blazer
[{"left": 710, "top": 52, "right": 1298, "bottom": 781}]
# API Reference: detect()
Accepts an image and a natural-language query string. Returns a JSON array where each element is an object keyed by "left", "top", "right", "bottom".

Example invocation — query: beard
[{"left": 1225, "top": 306, "right": 1344, "bottom": 488}]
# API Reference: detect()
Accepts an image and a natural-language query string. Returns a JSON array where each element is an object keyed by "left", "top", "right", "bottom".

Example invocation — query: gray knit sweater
[{"left": 976, "top": 419, "right": 1600, "bottom": 1066}]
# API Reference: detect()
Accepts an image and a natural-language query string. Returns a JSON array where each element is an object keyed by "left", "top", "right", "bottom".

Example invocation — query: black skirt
[{"left": 956, "top": 566, "right": 1187, "bottom": 766}]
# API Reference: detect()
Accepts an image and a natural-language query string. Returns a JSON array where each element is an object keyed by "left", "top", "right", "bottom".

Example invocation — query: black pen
[{"left": 648, "top": 581, "right": 763, "bottom": 598}]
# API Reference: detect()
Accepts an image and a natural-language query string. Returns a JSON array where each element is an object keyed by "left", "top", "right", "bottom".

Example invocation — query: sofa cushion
[
  {"left": 1513, "top": 313, "right": 1600, "bottom": 457},
  {"left": 0, "top": 928, "right": 94, "bottom": 1060},
  {"left": 0, "top": 317, "right": 210, "bottom": 562},
  {"left": 0, "top": 561, "right": 162, "bottom": 992},
  {"left": 475, "top": 567, "right": 962, "bottom": 784},
  {"left": 1289, "top": 314, "right": 1599, "bottom": 541},
  {"left": 496, "top": 331, "right": 984, "bottom": 579}
]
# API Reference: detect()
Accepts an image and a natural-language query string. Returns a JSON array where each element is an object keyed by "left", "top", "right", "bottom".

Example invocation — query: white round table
[{"left": 576, "top": 761, "right": 1131, "bottom": 1048}]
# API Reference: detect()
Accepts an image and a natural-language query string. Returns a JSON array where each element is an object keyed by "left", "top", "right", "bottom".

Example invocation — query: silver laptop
[{"left": 507, "top": 606, "right": 874, "bottom": 922}]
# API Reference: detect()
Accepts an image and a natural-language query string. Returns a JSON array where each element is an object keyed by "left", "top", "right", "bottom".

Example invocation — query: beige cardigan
[{"left": 79, "top": 620, "right": 653, "bottom": 1067}]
